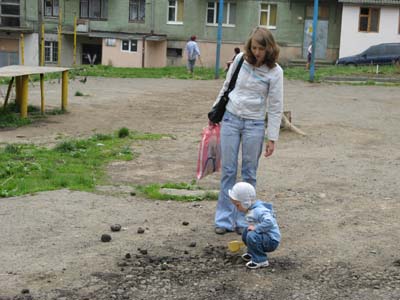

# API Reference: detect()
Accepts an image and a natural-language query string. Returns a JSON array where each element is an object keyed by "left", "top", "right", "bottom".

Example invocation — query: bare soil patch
[{"left": 0, "top": 78, "right": 399, "bottom": 300}]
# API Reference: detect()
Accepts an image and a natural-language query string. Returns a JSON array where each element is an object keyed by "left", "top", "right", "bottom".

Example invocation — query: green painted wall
[{"left": 19, "top": 0, "right": 341, "bottom": 59}]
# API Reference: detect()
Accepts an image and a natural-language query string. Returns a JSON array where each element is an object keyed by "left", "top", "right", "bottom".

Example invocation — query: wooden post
[
  {"left": 40, "top": 73, "right": 45, "bottom": 114},
  {"left": 15, "top": 76, "right": 21, "bottom": 106},
  {"left": 3, "top": 77, "right": 14, "bottom": 111},
  {"left": 61, "top": 70, "right": 68, "bottom": 111},
  {"left": 20, "top": 75, "right": 29, "bottom": 118}
]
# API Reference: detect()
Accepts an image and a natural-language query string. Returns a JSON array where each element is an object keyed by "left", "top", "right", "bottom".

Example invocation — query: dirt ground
[{"left": 0, "top": 77, "right": 399, "bottom": 300}]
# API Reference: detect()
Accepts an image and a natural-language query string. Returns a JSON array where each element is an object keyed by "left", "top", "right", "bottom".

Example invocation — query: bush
[{"left": 118, "top": 127, "right": 130, "bottom": 138}]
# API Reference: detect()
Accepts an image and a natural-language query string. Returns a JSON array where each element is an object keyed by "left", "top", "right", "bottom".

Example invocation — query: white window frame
[
  {"left": 121, "top": 39, "right": 138, "bottom": 53},
  {"left": 44, "top": 0, "right": 59, "bottom": 17},
  {"left": 206, "top": 1, "right": 236, "bottom": 27},
  {"left": 167, "top": 0, "right": 184, "bottom": 25},
  {"left": 129, "top": 0, "right": 145, "bottom": 22},
  {"left": 259, "top": 3, "right": 277, "bottom": 29},
  {"left": 44, "top": 41, "right": 58, "bottom": 63}
]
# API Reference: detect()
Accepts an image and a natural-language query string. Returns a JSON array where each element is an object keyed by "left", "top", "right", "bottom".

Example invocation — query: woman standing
[{"left": 213, "top": 27, "right": 283, "bottom": 235}]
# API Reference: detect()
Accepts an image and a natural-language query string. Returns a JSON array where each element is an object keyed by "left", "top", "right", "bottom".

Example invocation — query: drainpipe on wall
[
  {"left": 142, "top": 35, "right": 146, "bottom": 68},
  {"left": 37, "top": 0, "right": 43, "bottom": 66},
  {"left": 151, "top": 0, "right": 155, "bottom": 32}
]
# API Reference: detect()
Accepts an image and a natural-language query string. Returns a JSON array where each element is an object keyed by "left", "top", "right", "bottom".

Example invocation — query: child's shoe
[
  {"left": 241, "top": 253, "right": 252, "bottom": 262},
  {"left": 246, "top": 260, "right": 269, "bottom": 269}
]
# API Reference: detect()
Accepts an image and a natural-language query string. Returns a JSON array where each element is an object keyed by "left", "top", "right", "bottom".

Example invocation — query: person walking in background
[
  {"left": 225, "top": 47, "right": 241, "bottom": 72},
  {"left": 306, "top": 43, "right": 312, "bottom": 70},
  {"left": 212, "top": 26, "right": 284, "bottom": 235},
  {"left": 185, "top": 35, "right": 202, "bottom": 75}
]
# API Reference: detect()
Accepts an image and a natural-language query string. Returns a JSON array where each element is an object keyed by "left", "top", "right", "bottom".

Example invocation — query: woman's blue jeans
[
  {"left": 214, "top": 110, "right": 265, "bottom": 230},
  {"left": 242, "top": 228, "right": 279, "bottom": 263}
]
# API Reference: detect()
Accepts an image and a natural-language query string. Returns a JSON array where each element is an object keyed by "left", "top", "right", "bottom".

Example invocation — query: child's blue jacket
[{"left": 245, "top": 200, "right": 281, "bottom": 243}]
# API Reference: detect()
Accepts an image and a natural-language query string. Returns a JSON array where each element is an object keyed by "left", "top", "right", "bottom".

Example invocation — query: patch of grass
[
  {"left": 91, "top": 133, "right": 113, "bottom": 141},
  {"left": 69, "top": 65, "right": 219, "bottom": 80},
  {"left": 136, "top": 182, "right": 219, "bottom": 202},
  {"left": 75, "top": 91, "right": 84, "bottom": 96},
  {"left": 0, "top": 102, "right": 66, "bottom": 128},
  {"left": 284, "top": 64, "right": 400, "bottom": 83},
  {"left": 0, "top": 128, "right": 166, "bottom": 197},
  {"left": 118, "top": 127, "right": 130, "bottom": 138},
  {"left": 4, "top": 144, "right": 22, "bottom": 154},
  {"left": 0, "top": 103, "right": 33, "bottom": 128}
]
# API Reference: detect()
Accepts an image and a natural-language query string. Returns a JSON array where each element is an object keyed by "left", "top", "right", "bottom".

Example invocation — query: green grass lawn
[
  {"left": 1, "top": 63, "right": 399, "bottom": 85},
  {"left": 0, "top": 128, "right": 167, "bottom": 197},
  {"left": 283, "top": 64, "right": 400, "bottom": 82}
]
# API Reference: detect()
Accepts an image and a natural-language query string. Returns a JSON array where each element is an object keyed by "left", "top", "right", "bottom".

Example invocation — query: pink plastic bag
[{"left": 196, "top": 123, "right": 221, "bottom": 180}]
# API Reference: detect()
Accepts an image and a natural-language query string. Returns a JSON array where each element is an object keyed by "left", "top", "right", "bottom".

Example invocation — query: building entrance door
[
  {"left": 82, "top": 44, "right": 102, "bottom": 65},
  {"left": 303, "top": 20, "right": 328, "bottom": 59}
]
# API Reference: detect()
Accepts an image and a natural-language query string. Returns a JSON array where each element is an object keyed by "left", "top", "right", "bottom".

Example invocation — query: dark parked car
[{"left": 336, "top": 43, "right": 400, "bottom": 66}]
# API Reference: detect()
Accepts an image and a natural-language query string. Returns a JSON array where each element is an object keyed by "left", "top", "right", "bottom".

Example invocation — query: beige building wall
[
  {"left": 0, "top": 38, "right": 19, "bottom": 52},
  {"left": 144, "top": 40, "right": 167, "bottom": 68},
  {"left": 102, "top": 38, "right": 143, "bottom": 67}
]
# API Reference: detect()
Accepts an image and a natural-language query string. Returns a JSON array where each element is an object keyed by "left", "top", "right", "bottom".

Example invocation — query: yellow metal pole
[
  {"left": 61, "top": 70, "right": 68, "bottom": 111},
  {"left": 41, "top": 23, "right": 45, "bottom": 66},
  {"left": 40, "top": 73, "right": 45, "bottom": 114},
  {"left": 15, "top": 76, "right": 21, "bottom": 106},
  {"left": 20, "top": 75, "right": 29, "bottom": 118},
  {"left": 73, "top": 16, "right": 77, "bottom": 66},
  {"left": 58, "top": 9, "right": 62, "bottom": 66},
  {"left": 20, "top": 33, "right": 25, "bottom": 65},
  {"left": 3, "top": 77, "right": 14, "bottom": 111}
]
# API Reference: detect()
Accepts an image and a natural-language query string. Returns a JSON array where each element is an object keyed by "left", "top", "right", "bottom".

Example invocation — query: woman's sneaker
[
  {"left": 246, "top": 260, "right": 269, "bottom": 269},
  {"left": 241, "top": 253, "right": 252, "bottom": 262}
]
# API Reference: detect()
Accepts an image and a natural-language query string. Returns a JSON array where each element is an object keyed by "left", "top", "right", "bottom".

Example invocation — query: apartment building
[{"left": 0, "top": 0, "right": 343, "bottom": 68}]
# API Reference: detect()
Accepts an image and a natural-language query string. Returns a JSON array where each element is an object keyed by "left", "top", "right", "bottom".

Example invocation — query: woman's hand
[
  {"left": 248, "top": 224, "right": 256, "bottom": 231},
  {"left": 264, "top": 140, "right": 275, "bottom": 157}
]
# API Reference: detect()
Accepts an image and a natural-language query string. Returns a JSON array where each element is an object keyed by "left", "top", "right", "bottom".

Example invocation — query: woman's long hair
[{"left": 244, "top": 27, "right": 279, "bottom": 69}]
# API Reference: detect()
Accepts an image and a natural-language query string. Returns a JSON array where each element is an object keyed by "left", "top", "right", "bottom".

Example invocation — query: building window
[
  {"left": 207, "top": 1, "right": 236, "bottom": 26},
  {"left": 167, "top": 48, "right": 182, "bottom": 57},
  {"left": 45, "top": 41, "right": 58, "bottom": 63},
  {"left": 0, "top": 0, "right": 20, "bottom": 27},
  {"left": 259, "top": 3, "right": 277, "bottom": 28},
  {"left": 44, "top": 0, "right": 59, "bottom": 17},
  {"left": 359, "top": 7, "right": 380, "bottom": 32},
  {"left": 168, "top": 0, "right": 184, "bottom": 23},
  {"left": 129, "top": 0, "right": 145, "bottom": 22},
  {"left": 80, "top": 0, "right": 108, "bottom": 20},
  {"left": 306, "top": 5, "right": 329, "bottom": 20},
  {"left": 121, "top": 40, "right": 138, "bottom": 52}
]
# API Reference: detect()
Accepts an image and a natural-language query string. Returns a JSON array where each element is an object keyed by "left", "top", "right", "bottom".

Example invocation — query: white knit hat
[{"left": 228, "top": 182, "right": 256, "bottom": 209}]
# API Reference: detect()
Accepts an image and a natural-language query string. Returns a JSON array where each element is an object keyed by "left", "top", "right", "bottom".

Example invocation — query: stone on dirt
[
  {"left": 101, "top": 234, "right": 112, "bottom": 242},
  {"left": 137, "top": 227, "right": 145, "bottom": 234},
  {"left": 110, "top": 224, "right": 121, "bottom": 232}
]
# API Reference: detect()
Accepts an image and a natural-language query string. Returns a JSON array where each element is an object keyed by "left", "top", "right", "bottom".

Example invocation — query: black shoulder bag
[{"left": 208, "top": 56, "right": 244, "bottom": 124}]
